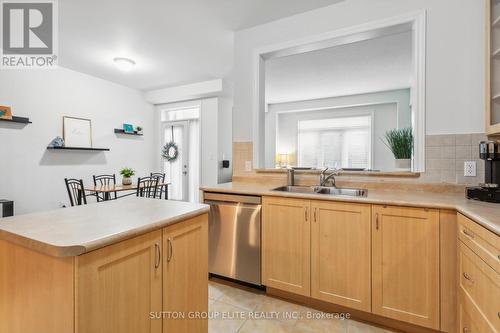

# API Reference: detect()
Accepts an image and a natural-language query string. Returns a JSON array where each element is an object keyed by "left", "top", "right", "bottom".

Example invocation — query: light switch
[{"left": 464, "top": 161, "right": 476, "bottom": 177}]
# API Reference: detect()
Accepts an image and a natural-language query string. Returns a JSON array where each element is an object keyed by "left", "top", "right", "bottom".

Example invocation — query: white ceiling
[
  {"left": 265, "top": 31, "right": 413, "bottom": 104},
  {"left": 58, "top": 0, "right": 344, "bottom": 91}
]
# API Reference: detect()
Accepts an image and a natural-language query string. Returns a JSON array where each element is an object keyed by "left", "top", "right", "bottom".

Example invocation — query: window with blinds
[{"left": 297, "top": 115, "right": 372, "bottom": 169}]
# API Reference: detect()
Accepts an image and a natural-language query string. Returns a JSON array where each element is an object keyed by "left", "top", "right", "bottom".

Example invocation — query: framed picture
[
  {"left": 0, "top": 106, "right": 13, "bottom": 120},
  {"left": 123, "top": 123, "right": 134, "bottom": 133},
  {"left": 63, "top": 116, "right": 92, "bottom": 148}
]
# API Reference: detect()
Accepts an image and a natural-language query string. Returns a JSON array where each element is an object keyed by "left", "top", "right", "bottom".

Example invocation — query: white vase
[
  {"left": 122, "top": 177, "right": 132, "bottom": 185},
  {"left": 395, "top": 159, "right": 411, "bottom": 169}
]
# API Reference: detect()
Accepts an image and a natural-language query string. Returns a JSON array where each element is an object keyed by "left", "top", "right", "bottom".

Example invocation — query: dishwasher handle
[
  {"left": 203, "top": 192, "right": 261, "bottom": 205},
  {"left": 204, "top": 200, "right": 262, "bottom": 209}
]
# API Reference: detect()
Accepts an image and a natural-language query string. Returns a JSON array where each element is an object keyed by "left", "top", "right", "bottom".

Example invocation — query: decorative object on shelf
[
  {"left": 120, "top": 167, "right": 135, "bottom": 185},
  {"left": 162, "top": 126, "right": 179, "bottom": 162},
  {"left": 63, "top": 116, "right": 92, "bottom": 148},
  {"left": 48, "top": 136, "right": 65, "bottom": 148},
  {"left": 136, "top": 126, "right": 143, "bottom": 135},
  {"left": 123, "top": 123, "right": 134, "bottom": 133},
  {"left": 0, "top": 106, "right": 13, "bottom": 120},
  {"left": 382, "top": 127, "right": 413, "bottom": 169}
]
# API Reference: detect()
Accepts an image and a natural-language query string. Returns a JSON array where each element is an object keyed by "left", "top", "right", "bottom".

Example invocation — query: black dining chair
[
  {"left": 64, "top": 178, "right": 87, "bottom": 207},
  {"left": 150, "top": 172, "right": 168, "bottom": 200},
  {"left": 136, "top": 176, "right": 159, "bottom": 198},
  {"left": 93, "top": 174, "right": 117, "bottom": 201}
]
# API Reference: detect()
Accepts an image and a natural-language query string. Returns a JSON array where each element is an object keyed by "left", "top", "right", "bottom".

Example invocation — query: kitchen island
[{"left": 0, "top": 197, "right": 209, "bottom": 333}]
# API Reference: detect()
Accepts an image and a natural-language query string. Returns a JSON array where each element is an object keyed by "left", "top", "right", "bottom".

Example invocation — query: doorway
[{"left": 160, "top": 105, "right": 201, "bottom": 202}]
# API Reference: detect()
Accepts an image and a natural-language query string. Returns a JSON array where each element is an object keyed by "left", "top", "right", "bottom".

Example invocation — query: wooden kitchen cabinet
[
  {"left": 310, "top": 200, "right": 371, "bottom": 312},
  {"left": 76, "top": 230, "right": 163, "bottom": 333},
  {"left": 371, "top": 205, "right": 440, "bottom": 330},
  {"left": 262, "top": 196, "right": 311, "bottom": 296},
  {"left": 163, "top": 214, "right": 208, "bottom": 333},
  {"left": 486, "top": 0, "right": 500, "bottom": 135}
]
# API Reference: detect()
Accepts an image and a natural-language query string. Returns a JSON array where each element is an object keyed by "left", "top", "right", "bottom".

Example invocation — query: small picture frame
[
  {"left": 0, "top": 106, "right": 13, "bottom": 120},
  {"left": 123, "top": 123, "right": 134, "bottom": 133},
  {"left": 63, "top": 116, "right": 92, "bottom": 148}
]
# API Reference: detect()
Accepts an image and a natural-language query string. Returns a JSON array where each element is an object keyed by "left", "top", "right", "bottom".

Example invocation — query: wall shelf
[
  {"left": 114, "top": 129, "right": 143, "bottom": 136},
  {"left": 47, "top": 146, "right": 110, "bottom": 151},
  {"left": 0, "top": 116, "right": 32, "bottom": 124}
]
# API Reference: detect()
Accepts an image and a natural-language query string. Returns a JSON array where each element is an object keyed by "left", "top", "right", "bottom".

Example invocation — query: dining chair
[
  {"left": 64, "top": 178, "right": 87, "bottom": 206},
  {"left": 93, "top": 174, "right": 117, "bottom": 201},
  {"left": 136, "top": 176, "right": 159, "bottom": 199},
  {"left": 150, "top": 172, "right": 168, "bottom": 200}
]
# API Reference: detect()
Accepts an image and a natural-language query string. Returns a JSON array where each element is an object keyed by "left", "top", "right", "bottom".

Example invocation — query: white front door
[{"left": 162, "top": 121, "right": 189, "bottom": 201}]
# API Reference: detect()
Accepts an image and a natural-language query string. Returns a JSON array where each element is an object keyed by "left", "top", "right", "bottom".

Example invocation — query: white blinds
[{"left": 297, "top": 115, "right": 371, "bottom": 169}]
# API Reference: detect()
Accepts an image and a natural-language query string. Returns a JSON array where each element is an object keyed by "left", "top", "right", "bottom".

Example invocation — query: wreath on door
[{"left": 162, "top": 126, "right": 179, "bottom": 162}]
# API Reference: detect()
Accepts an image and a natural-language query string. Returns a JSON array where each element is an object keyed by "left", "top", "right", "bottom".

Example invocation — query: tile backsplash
[
  {"left": 422, "top": 133, "right": 486, "bottom": 185},
  {"left": 232, "top": 133, "right": 488, "bottom": 186}
]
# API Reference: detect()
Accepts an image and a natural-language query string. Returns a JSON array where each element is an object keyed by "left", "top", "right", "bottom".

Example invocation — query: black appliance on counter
[
  {"left": 0, "top": 200, "right": 14, "bottom": 218},
  {"left": 466, "top": 141, "right": 500, "bottom": 203}
]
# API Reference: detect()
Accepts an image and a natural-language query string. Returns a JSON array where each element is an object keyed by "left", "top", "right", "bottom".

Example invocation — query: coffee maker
[{"left": 466, "top": 140, "right": 500, "bottom": 203}]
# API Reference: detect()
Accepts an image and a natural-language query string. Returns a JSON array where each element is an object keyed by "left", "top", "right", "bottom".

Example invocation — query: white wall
[
  {"left": 233, "top": 0, "right": 485, "bottom": 141},
  {"left": 0, "top": 67, "right": 156, "bottom": 214},
  {"left": 265, "top": 31, "right": 412, "bottom": 104}
]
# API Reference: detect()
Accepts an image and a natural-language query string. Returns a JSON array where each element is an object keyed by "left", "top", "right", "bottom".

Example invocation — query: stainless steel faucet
[
  {"left": 319, "top": 168, "right": 340, "bottom": 187},
  {"left": 287, "top": 168, "right": 295, "bottom": 186}
]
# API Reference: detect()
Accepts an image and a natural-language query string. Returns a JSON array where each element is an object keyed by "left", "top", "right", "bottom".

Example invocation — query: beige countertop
[
  {"left": 0, "top": 197, "right": 209, "bottom": 257},
  {"left": 201, "top": 182, "right": 500, "bottom": 236}
]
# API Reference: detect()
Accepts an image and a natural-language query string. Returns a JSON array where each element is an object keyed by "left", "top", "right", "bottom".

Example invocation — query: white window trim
[{"left": 252, "top": 10, "right": 426, "bottom": 172}]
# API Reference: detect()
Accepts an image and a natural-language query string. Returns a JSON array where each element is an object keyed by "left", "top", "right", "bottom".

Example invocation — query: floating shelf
[
  {"left": 114, "top": 129, "right": 143, "bottom": 136},
  {"left": 0, "top": 116, "right": 32, "bottom": 124},
  {"left": 47, "top": 146, "right": 110, "bottom": 151}
]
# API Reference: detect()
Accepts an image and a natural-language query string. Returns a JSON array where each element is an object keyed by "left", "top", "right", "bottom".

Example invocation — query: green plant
[
  {"left": 382, "top": 128, "right": 413, "bottom": 159},
  {"left": 120, "top": 167, "right": 135, "bottom": 178}
]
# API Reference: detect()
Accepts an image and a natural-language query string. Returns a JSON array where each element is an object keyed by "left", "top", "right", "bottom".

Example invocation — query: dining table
[{"left": 85, "top": 182, "right": 170, "bottom": 201}]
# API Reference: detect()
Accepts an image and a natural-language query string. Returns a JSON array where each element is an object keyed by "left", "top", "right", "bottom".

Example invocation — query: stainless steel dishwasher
[{"left": 204, "top": 192, "right": 261, "bottom": 286}]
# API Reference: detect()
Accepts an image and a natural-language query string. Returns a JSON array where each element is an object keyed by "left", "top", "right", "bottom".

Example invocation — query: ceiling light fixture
[{"left": 113, "top": 57, "right": 136, "bottom": 71}]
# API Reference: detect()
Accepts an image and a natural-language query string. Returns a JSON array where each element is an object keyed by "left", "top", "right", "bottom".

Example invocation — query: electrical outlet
[
  {"left": 245, "top": 161, "right": 252, "bottom": 172},
  {"left": 464, "top": 161, "right": 477, "bottom": 177}
]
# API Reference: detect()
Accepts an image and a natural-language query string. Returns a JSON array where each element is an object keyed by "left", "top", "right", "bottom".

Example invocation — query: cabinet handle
[
  {"left": 305, "top": 207, "right": 308, "bottom": 222},
  {"left": 375, "top": 213, "right": 379, "bottom": 230},
  {"left": 463, "top": 328, "right": 470, "bottom": 333},
  {"left": 167, "top": 238, "right": 173, "bottom": 262},
  {"left": 462, "top": 229, "right": 475, "bottom": 239},
  {"left": 154, "top": 243, "right": 161, "bottom": 268},
  {"left": 313, "top": 208, "right": 317, "bottom": 222},
  {"left": 463, "top": 272, "right": 474, "bottom": 283}
]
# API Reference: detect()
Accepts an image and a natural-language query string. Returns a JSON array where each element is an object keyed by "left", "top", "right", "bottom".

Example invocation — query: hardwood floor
[{"left": 208, "top": 280, "right": 395, "bottom": 333}]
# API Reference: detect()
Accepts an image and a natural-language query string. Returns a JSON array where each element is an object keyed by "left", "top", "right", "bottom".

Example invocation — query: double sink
[{"left": 272, "top": 185, "right": 367, "bottom": 197}]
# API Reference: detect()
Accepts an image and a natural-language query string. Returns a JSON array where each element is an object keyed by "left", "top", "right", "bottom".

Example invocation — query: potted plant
[
  {"left": 120, "top": 167, "right": 135, "bottom": 185},
  {"left": 383, "top": 128, "right": 413, "bottom": 169},
  {"left": 136, "top": 126, "right": 143, "bottom": 134}
]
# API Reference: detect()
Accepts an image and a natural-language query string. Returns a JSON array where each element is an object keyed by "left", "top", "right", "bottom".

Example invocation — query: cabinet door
[
  {"left": 76, "top": 230, "right": 163, "bottom": 333},
  {"left": 372, "top": 205, "right": 440, "bottom": 330},
  {"left": 262, "top": 196, "right": 310, "bottom": 296},
  {"left": 163, "top": 214, "right": 208, "bottom": 333},
  {"left": 311, "top": 201, "right": 371, "bottom": 312}
]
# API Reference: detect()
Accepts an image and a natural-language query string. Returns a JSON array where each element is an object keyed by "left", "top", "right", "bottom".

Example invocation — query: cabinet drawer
[
  {"left": 459, "top": 241, "right": 500, "bottom": 332},
  {"left": 459, "top": 290, "right": 496, "bottom": 333},
  {"left": 458, "top": 214, "right": 500, "bottom": 274}
]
